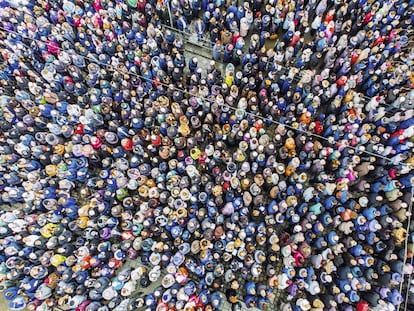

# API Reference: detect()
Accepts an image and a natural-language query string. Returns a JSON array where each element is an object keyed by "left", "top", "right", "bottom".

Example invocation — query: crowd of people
[{"left": 0, "top": 0, "right": 413, "bottom": 310}]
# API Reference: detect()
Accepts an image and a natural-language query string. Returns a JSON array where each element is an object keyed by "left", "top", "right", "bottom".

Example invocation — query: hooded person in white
[
  {"left": 311, "top": 14, "right": 322, "bottom": 34},
  {"left": 315, "top": 0, "right": 327, "bottom": 15}
]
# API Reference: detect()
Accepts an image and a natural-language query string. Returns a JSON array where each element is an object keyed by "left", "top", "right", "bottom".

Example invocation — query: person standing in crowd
[{"left": 194, "top": 17, "right": 205, "bottom": 41}]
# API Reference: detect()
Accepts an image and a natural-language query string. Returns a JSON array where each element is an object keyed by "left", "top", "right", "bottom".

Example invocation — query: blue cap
[{"left": 172, "top": 252, "right": 185, "bottom": 267}]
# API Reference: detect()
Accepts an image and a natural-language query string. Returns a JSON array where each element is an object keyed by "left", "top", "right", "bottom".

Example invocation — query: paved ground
[{"left": 0, "top": 298, "right": 11, "bottom": 310}]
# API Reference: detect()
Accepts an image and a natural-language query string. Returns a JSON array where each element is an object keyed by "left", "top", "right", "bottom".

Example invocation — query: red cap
[
  {"left": 151, "top": 135, "right": 162, "bottom": 146},
  {"left": 74, "top": 124, "right": 84, "bottom": 135},
  {"left": 389, "top": 168, "right": 397, "bottom": 179},
  {"left": 357, "top": 301, "right": 369, "bottom": 311},
  {"left": 121, "top": 138, "right": 133, "bottom": 151}
]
